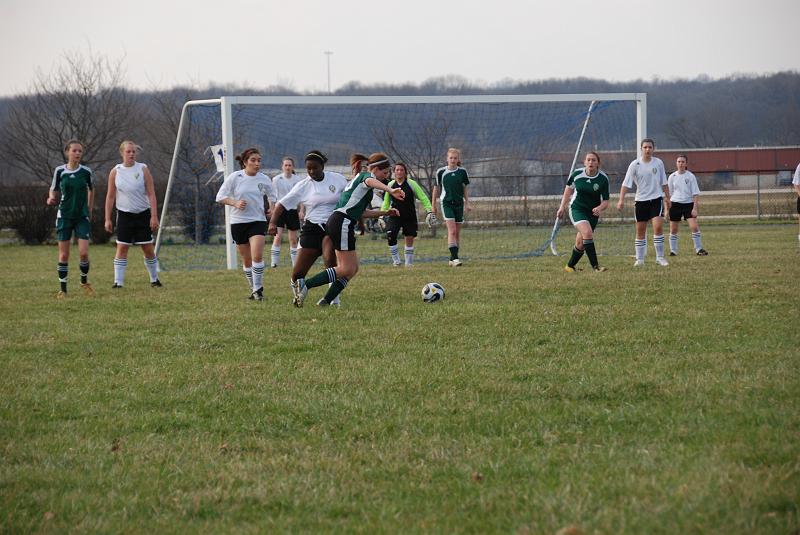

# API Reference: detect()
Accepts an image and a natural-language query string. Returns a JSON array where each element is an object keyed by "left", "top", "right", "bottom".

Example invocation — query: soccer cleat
[
  {"left": 56, "top": 290, "right": 67, "bottom": 299},
  {"left": 448, "top": 258, "right": 463, "bottom": 267},
  {"left": 393, "top": 260, "right": 402, "bottom": 266},
  {"left": 633, "top": 259, "right": 645, "bottom": 267},
  {"left": 669, "top": 251, "right": 677, "bottom": 256},
  {"left": 270, "top": 263, "right": 278, "bottom": 268},
  {"left": 593, "top": 266, "right": 608, "bottom": 272},
  {"left": 316, "top": 298, "right": 330, "bottom": 307},
  {"left": 112, "top": 283, "right": 123, "bottom": 289},
  {"left": 564, "top": 265, "right": 576, "bottom": 273},
  {"left": 696, "top": 249, "right": 708, "bottom": 256},
  {"left": 251, "top": 287, "right": 264, "bottom": 301},
  {"left": 150, "top": 279, "right": 163, "bottom": 288},
  {"left": 80, "top": 282, "right": 95, "bottom": 296},
  {"left": 656, "top": 257, "right": 669, "bottom": 266},
  {"left": 293, "top": 280, "right": 308, "bottom": 308}
]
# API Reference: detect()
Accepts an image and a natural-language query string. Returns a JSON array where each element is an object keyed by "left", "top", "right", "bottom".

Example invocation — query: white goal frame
[{"left": 156, "top": 93, "right": 647, "bottom": 270}]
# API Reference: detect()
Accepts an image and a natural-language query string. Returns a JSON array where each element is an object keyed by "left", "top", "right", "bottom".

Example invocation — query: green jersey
[
  {"left": 435, "top": 166, "right": 469, "bottom": 205},
  {"left": 51, "top": 164, "right": 93, "bottom": 219},
  {"left": 567, "top": 168, "right": 609, "bottom": 213},
  {"left": 335, "top": 171, "right": 376, "bottom": 221}
]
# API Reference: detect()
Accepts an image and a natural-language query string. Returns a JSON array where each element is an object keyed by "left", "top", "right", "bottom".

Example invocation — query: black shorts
[
  {"left": 327, "top": 211, "right": 356, "bottom": 251},
  {"left": 796, "top": 197, "right": 800, "bottom": 214},
  {"left": 299, "top": 220, "right": 327, "bottom": 250},
  {"left": 385, "top": 215, "right": 418, "bottom": 244},
  {"left": 116, "top": 209, "right": 153, "bottom": 245},
  {"left": 669, "top": 201, "right": 695, "bottom": 222},
  {"left": 275, "top": 209, "right": 301, "bottom": 231},
  {"left": 634, "top": 198, "right": 664, "bottom": 222},
  {"left": 230, "top": 220, "right": 266, "bottom": 245}
]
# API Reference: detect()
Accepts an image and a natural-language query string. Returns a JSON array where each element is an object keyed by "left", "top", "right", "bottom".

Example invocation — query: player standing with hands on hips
[
  {"left": 617, "top": 138, "right": 671, "bottom": 267},
  {"left": 667, "top": 154, "right": 708, "bottom": 256},
  {"left": 556, "top": 151, "right": 610, "bottom": 272},
  {"left": 105, "top": 141, "right": 162, "bottom": 289},
  {"left": 47, "top": 139, "right": 95, "bottom": 298},
  {"left": 215, "top": 148, "right": 276, "bottom": 301}
]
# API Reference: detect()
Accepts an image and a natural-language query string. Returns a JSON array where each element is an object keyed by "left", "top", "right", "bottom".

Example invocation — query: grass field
[{"left": 1, "top": 224, "right": 799, "bottom": 533}]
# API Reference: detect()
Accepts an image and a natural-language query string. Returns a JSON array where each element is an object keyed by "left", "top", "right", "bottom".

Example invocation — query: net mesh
[{"left": 158, "top": 97, "right": 640, "bottom": 270}]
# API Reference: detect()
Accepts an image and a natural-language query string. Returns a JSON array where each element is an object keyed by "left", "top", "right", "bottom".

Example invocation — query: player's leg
[
  {"left": 404, "top": 235, "right": 415, "bottom": 266},
  {"left": 633, "top": 202, "right": 648, "bottom": 266},
  {"left": 249, "top": 232, "right": 266, "bottom": 300},
  {"left": 386, "top": 217, "right": 401, "bottom": 266},
  {"left": 140, "top": 243, "right": 161, "bottom": 286},
  {"left": 304, "top": 213, "right": 355, "bottom": 306},
  {"left": 56, "top": 233, "right": 70, "bottom": 297},
  {"left": 237, "top": 243, "right": 253, "bottom": 294},
  {"left": 565, "top": 231, "right": 585, "bottom": 271},
  {"left": 270, "top": 226, "right": 283, "bottom": 268},
  {"left": 652, "top": 214, "right": 668, "bottom": 266},
  {"left": 288, "top": 228, "right": 299, "bottom": 267},
  {"left": 577, "top": 220, "right": 604, "bottom": 271},
  {"left": 317, "top": 250, "right": 358, "bottom": 306},
  {"left": 76, "top": 237, "right": 95, "bottom": 295},
  {"left": 688, "top": 216, "right": 706, "bottom": 255},
  {"left": 668, "top": 203, "right": 681, "bottom": 256},
  {"left": 113, "top": 243, "right": 130, "bottom": 288}
]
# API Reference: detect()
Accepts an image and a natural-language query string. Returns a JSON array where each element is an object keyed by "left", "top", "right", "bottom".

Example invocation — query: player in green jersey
[
  {"left": 432, "top": 148, "right": 471, "bottom": 266},
  {"left": 47, "top": 139, "right": 95, "bottom": 298},
  {"left": 556, "top": 152, "right": 610, "bottom": 272}
]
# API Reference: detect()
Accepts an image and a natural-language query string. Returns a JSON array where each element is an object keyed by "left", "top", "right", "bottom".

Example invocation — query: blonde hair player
[
  {"left": 47, "top": 140, "right": 95, "bottom": 298},
  {"left": 617, "top": 138, "right": 671, "bottom": 267},
  {"left": 432, "top": 147, "right": 470, "bottom": 266},
  {"left": 295, "top": 152, "right": 404, "bottom": 307},
  {"left": 667, "top": 155, "right": 708, "bottom": 256},
  {"left": 105, "top": 141, "right": 162, "bottom": 289}
]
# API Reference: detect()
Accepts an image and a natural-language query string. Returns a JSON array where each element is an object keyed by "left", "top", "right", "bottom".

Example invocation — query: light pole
[{"left": 324, "top": 51, "right": 333, "bottom": 94}]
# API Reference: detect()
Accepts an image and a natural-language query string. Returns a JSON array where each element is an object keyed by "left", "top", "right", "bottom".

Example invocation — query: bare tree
[{"left": 1, "top": 51, "right": 140, "bottom": 184}]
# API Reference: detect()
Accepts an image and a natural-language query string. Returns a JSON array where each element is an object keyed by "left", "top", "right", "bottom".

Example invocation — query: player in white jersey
[
  {"left": 667, "top": 155, "right": 708, "bottom": 256},
  {"left": 268, "top": 150, "right": 348, "bottom": 305},
  {"left": 617, "top": 138, "right": 671, "bottom": 267},
  {"left": 793, "top": 162, "right": 800, "bottom": 244},
  {"left": 269, "top": 157, "right": 303, "bottom": 268},
  {"left": 215, "top": 148, "right": 277, "bottom": 301},
  {"left": 104, "top": 141, "right": 162, "bottom": 289}
]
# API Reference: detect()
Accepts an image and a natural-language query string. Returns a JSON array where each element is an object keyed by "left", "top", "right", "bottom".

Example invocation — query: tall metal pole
[{"left": 324, "top": 51, "right": 333, "bottom": 93}]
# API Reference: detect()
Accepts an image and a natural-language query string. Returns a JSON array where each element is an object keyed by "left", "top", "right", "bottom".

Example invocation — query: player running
[
  {"left": 268, "top": 150, "right": 348, "bottom": 306},
  {"left": 667, "top": 154, "right": 708, "bottom": 256},
  {"left": 617, "top": 138, "right": 671, "bottom": 267},
  {"left": 556, "top": 151, "right": 611, "bottom": 272},
  {"left": 433, "top": 147, "right": 470, "bottom": 266},
  {"left": 215, "top": 148, "right": 276, "bottom": 301},
  {"left": 296, "top": 152, "right": 404, "bottom": 307},
  {"left": 47, "top": 139, "right": 95, "bottom": 298},
  {"left": 380, "top": 162, "right": 435, "bottom": 266},
  {"left": 104, "top": 141, "right": 163, "bottom": 289}
]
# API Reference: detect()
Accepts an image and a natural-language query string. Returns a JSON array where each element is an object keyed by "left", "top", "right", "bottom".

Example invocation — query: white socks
[
  {"left": 113, "top": 258, "right": 127, "bottom": 286},
  {"left": 144, "top": 257, "right": 159, "bottom": 282},
  {"left": 653, "top": 234, "right": 665, "bottom": 259},
  {"left": 252, "top": 261, "right": 265, "bottom": 291},
  {"left": 404, "top": 246, "right": 414, "bottom": 266}
]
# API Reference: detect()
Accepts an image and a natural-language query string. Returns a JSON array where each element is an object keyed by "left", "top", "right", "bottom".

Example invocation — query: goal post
[{"left": 156, "top": 93, "right": 647, "bottom": 270}]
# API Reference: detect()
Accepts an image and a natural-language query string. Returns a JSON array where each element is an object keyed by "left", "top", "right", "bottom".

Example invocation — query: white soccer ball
[{"left": 422, "top": 282, "right": 445, "bottom": 303}]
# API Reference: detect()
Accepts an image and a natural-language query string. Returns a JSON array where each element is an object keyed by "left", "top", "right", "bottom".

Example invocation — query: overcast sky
[{"left": 2, "top": 0, "right": 798, "bottom": 96}]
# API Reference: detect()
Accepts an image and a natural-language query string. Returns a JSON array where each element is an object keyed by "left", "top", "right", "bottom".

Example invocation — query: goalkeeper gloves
[{"left": 425, "top": 211, "right": 439, "bottom": 228}]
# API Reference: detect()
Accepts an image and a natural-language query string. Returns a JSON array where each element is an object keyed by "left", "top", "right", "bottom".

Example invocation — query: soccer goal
[{"left": 155, "top": 94, "right": 647, "bottom": 270}]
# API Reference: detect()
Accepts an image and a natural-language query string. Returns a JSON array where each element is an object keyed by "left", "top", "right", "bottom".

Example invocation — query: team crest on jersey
[
  {"left": 684, "top": 178, "right": 689, "bottom": 184},
  {"left": 593, "top": 183, "right": 600, "bottom": 191},
  {"left": 329, "top": 185, "right": 336, "bottom": 192},
  {"left": 135, "top": 173, "right": 141, "bottom": 180},
  {"left": 258, "top": 183, "right": 266, "bottom": 193},
  {"left": 652, "top": 168, "right": 658, "bottom": 174}
]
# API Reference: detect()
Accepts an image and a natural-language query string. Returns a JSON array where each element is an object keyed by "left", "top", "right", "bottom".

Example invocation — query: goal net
[{"left": 156, "top": 94, "right": 645, "bottom": 270}]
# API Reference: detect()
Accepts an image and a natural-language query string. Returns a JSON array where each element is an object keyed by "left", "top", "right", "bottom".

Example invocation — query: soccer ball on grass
[{"left": 421, "top": 282, "right": 445, "bottom": 303}]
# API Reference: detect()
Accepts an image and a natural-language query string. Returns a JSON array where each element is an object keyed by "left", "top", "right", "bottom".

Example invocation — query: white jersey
[
  {"left": 278, "top": 171, "right": 348, "bottom": 224},
  {"left": 272, "top": 173, "right": 302, "bottom": 200},
  {"left": 668, "top": 170, "right": 701, "bottom": 203},
  {"left": 114, "top": 162, "right": 151, "bottom": 214},
  {"left": 622, "top": 156, "right": 667, "bottom": 202},
  {"left": 793, "top": 162, "right": 800, "bottom": 186},
  {"left": 215, "top": 170, "right": 276, "bottom": 224}
]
